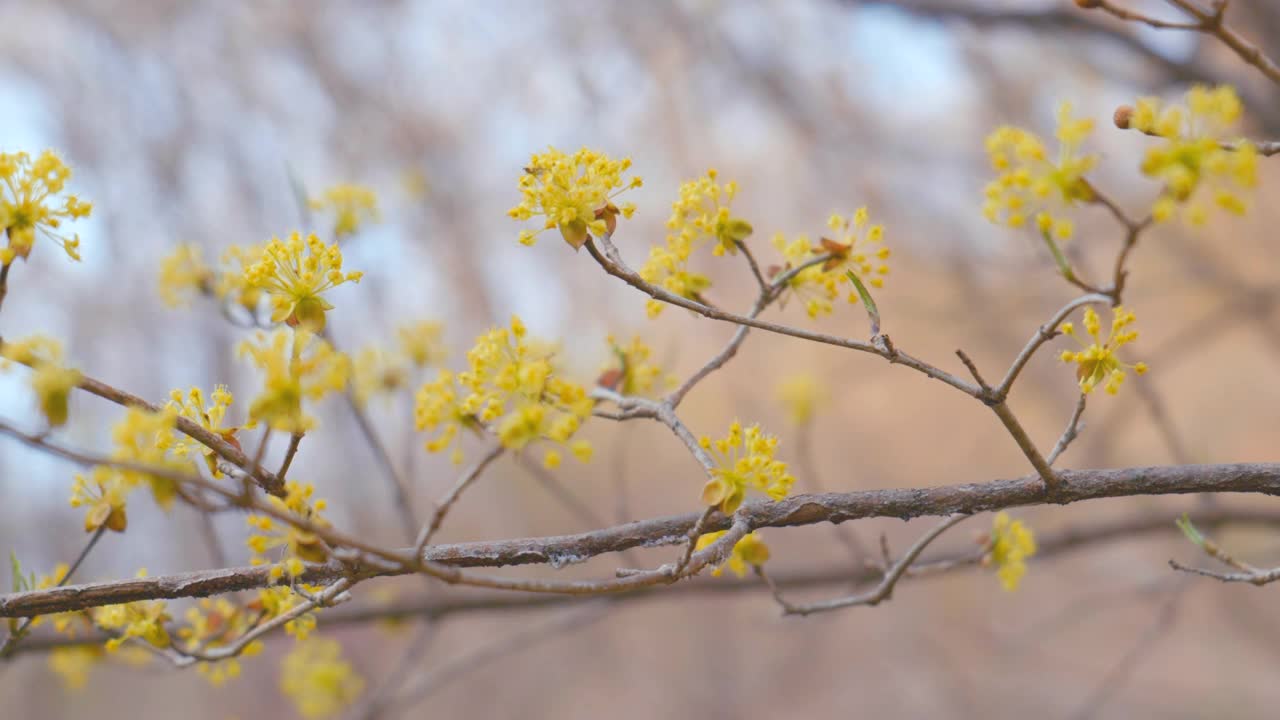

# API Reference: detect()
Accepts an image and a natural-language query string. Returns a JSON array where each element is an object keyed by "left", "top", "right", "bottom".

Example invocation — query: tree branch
[
  {"left": 14, "top": 505, "right": 1280, "bottom": 656},
  {"left": 5, "top": 462, "right": 1280, "bottom": 617}
]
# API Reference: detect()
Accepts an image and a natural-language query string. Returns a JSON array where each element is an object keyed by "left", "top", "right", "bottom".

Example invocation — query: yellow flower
[
  {"left": 0, "top": 149, "right": 92, "bottom": 265},
  {"left": 93, "top": 583, "right": 172, "bottom": 651},
  {"left": 177, "top": 597, "right": 263, "bottom": 686},
  {"left": 165, "top": 386, "right": 242, "bottom": 477},
  {"left": 239, "top": 329, "right": 350, "bottom": 433},
  {"left": 280, "top": 637, "right": 365, "bottom": 720},
  {"left": 397, "top": 320, "right": 448, "bottom": 369},
  {"left": 699, "top": 421, "right": 795, "bottom": 515},
  {"left": 508, "top": 147, "right": 641, "bottom": 249},
  {"left": 0, "top": 334, "right": 81, "bottom": 427},
  {"left": 638, "top": 244, "right": 712, "bottom": 317},
  {"left": 771, "top": 207, "right": 890, "bottom": 319},
  {"left": 253, "top": 586, "right": 319, "bottom": 640},
  {"left": 48, "top": 646, "right": 103, "bottom": 691},
  {"left": 637, "top": 170, "right": 751, "bottom": 317},
  {"left": 69, "top": 407, "right": 184, "bottom": 532},
  {"left": 694, "top": 530, "right": 771, "bottom": 577},
  {"left": 597, "top": 335, "right": 670, "bottom": 397},
  {"left": 822, "top": 208, "right": 890, "bottom": 288},
  {"left": 157, "top": 243, "right": 216, "bottom": 308},
  {"left": 216, "top": 244, "right": 267, "bottom": 312},
  {"left": 69, "top": 469, "right": 130, "bottom": 533},
  {"left": 247, "top": 482, "right": 331, "bottom": 582},
  {"left": 352, "top": 347, "right": 409, "bottom": 407},
  {"left": 776, "top": 373, "right": 824, "bottom": 426},
  {"left": 243, "top": 232, "right": 363, "bottom": 330},
  {"left": 1127, "top": 85, "right": 1257, "bottom": 225},
  {"left": 1059, "top": 306, "right": 1148, "bottom": 395},
  {"left": 988, "top": 512, "right": 1037, "bottom": 591},
  {"left": 308, "top": 184, "right": 379, "bottom": 238},
  {"left": 667, "top": 169, "right": 752, "bottom": 257},
  {"left": 415, "top": 315, "right": 593, "bottom": 467},
  {"left": 983, "top": 102, "right": 1097, "bottom": 241}
]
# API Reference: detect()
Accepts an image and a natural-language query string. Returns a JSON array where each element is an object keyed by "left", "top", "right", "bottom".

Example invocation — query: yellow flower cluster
[
  {"left": 238, "top": 329, "right": 350, "bottom": 433},
  {"left": 157, "top": 244, "right": 216, "bottom": 308},
  {"left": 70, "top": 408, "right": 184, "bottom": 533},
  {"left": 0, "top": 334, "right": 82, "bottom": 427},
  {"left": 639, "top": 170, "right": 747, "bottom": 317},
  {"left": 92, "top": 580, "right": 172, "bottom": 651},
  {"left": 243, "top": 232, "right": 363, "bottom": 330},
  {"left": 699, "top": 421, "right": 794, "bottom": 515},
  {"left": 247, "top": 481, "right": 331, "bottom": 581},
  {"left": 280, "top": 637, "right": 365, "bottom": 720},
  {"left": 165, "top": 385, "right": 242, "bottom": 477},
  {"left": 177, "top": 597, "right": 265, "bottom": 686},
  {"left": 217, "top": 243, "right": 267, "bottom": 311},
  {"left": 351, "top": 320, "right": 448, "bottom": 406},
  {"left": 771, "top": 207, "right": 890, "bottom": 318},
  {"left": 668, "top": 169, "right": 752, "bottom": 257},
  {"left": 983, "top": 102, "right": 1097, "bottom": 241},
  {"left": 597, "top": 335, "right": 670, "bottom": 397},
  {"left": 0, "top": 149, "right": 92, "bottom": 265},
  {"left": 637, "top": 244, "right": 712, "bottom": 318},
  {"left": 398, "top": 320, "right": 448, "bottom": 368},
  {"left": 1126, "top": 85, "right": 1257, "bottom": 225},
  {"left": 988, "top": 512, "right": 1037, "bottom": 592},
  {"left": 694, "top": 530, "right": 771, "bottom": 577},
  {"left": 352, "top": 347, "right": 409, "bottom": 407},
  {"left": 47, "top": 645, "right": 103, "bottom": 690},
  {"left": 415, "top": 315, "right": 593, "bottom": 468},
  {"left": 776, "top": 373, "right": 824, "bottom": 426},
  {"left": 309, "top": 184, "right": 380, "bottom": 238},
  {"left": 508, "top": 147, "right": 641, "bottom": 249},
  {"left": 1059, "top": 306, "right": 1148, "bottom": 395},
  {"left": 253, "top": 585, "right": 320, "bottom": 640}
]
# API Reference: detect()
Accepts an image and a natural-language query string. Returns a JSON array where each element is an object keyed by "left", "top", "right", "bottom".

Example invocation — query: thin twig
[
  {"left": 735, "top": 239, "right": 769, "bottom": 294},
  {"left": 413, "top": 445, "right": 505, "bottom": 557},
  {"left": 994, "top": 294, "right": 1111, "bottom": 400},
  {"left": 1168, "top": 560, "right": 1280, "bottom": 585},
  {"left": 173, "top": 579, "right": 354, "bottom": 665},
  {"left": 583, "top": 236, "right": 981, "bottom": 397},
  {"left": 1084, "top": 1, "right": 1280, "bottom": 84},
  {"left": 0, "top": 524, "right": 107, "bottom": 658},
  {"left": 1087, "top": 1, "right": 1202, "bottom": 30},
  {"left": 761, "top": 514, "right": 971, "bottom": 616},
  {"left": 1046, "top": 394, "right": 1088, "bottom": 466},
  {"left": 0, "top": 262, "right": 11, "bottom": 315},
  {"left": 277, "top": 432, "right": 304, "bottom": 480},
  {"left": 955, "top": 349, "right": 992, "bottom": 392},
  {"left": 990, "top": 401, "right": 1059, "bottom": 492}
]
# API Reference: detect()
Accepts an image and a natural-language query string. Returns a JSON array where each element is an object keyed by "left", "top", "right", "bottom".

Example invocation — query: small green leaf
[
  {"left": 10, "top": 550, "right": 21, "bottom": 593},
  {"left": 845, "top": 270, "right": 881, "bottom": 336},
  {"left": 1176, "top": 513, "right": 1205, "bottom": 548},
  {"left": 1040, "top": 229, "right": 1077, "bottom": 283}
]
